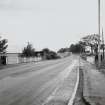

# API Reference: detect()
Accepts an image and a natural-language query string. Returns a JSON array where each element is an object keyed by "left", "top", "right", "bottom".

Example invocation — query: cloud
[
  {"left": 0, "top": 0, "right": 40, "bottom": 10},
  {"left": 0, "top": 0, "right": 11, "bottom": 8},
  {"left": 0, "top": 0, "right": 57, "bottom": 11}
]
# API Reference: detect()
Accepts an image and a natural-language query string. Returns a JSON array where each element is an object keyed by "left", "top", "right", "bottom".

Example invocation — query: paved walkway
[{"left": 80, "top": 59, "right": 105, "bottom": 105}]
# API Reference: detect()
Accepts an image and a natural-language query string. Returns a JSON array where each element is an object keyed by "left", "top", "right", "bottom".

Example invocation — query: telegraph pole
[
  {"left": 102, "top": 28, "right": 104, "bottom": 59},
  {"left": 98, "top": 0, "right": 101, "bottom": 67}
]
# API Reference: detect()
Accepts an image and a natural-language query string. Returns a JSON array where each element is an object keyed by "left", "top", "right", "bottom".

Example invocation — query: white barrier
[{"left": 18, "top": 57, "right": 42, "bottom": 64}]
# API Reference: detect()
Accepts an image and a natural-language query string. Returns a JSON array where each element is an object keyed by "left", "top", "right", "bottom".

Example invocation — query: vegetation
[
  {"left": 57, "top": 43, "right": 85, "bottom": 54},
  {"left": 57, "top": 48, "right": 69, "bottom": 53},
  {"left": 21, "top": 42, "right": 35, "bottom": 57},
  {"left": 81, "top": 34, "right": 99, "bottom": 54},
  {"left": 21, "top": 44, "right": 60, "bottom": 60},
  {"left": 0, "top": 37, "right": 8, "bottom": 53},
  {"left": 42, "top": 48, "right": 60, "bottom": 60},
  {"left": 69, "top": 34, "right": 100, "bottom": 54},
  {"left": 42, "top": 48, "right": 50, "bottom": 54},
  {"left": 22, "top": 34, "right": 100, "bottom": 59},
  {"left": 69, "top": 42, "right": 85, "bottom": 53}
]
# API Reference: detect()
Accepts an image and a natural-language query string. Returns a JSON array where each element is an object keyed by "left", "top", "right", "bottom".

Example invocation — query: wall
[
  {"left": 6, "top": 53, "right": 42, "bottom": 64},
  {"left": 19, "top": 57, "right": 42, "bottom": 63},
  {"left": 6, "top": 53, "right": 19, "bottom": 64}
]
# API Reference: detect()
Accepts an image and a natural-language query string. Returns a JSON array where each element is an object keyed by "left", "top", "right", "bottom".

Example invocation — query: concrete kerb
[
  {"left": 68, "top": 57, "right": 92, "bottom": 105},
  {"left": 67, "top": 65, "right": 80, "bottom": 105}
]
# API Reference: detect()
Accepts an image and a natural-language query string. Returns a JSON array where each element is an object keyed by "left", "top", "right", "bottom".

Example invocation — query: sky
[{"left": 0, "top": 0, "right": 105, "bottom": 52}]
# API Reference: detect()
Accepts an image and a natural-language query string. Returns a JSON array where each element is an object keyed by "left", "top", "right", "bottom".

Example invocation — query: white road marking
[{"left": 68, "top": 61, "right": 79, "bottom": 105}]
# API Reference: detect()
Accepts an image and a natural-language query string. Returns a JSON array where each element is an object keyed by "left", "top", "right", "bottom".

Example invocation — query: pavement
[
  {"left": 80, "top": 59, "right": 105, "bottom": 105},
  {"left": 0, "top": 55, "right": 79, "bottom": 105}
]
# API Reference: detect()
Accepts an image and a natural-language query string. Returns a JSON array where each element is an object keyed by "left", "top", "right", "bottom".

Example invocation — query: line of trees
[
  {"left": 57, "top": 42, "right": 85, "bottom": 54},
  {"left": 21, "top": 42, "right": 60, "bottom": 60},
  {"left": 58, "top": 34, "right": 102, "bottom": 55},
  {"left": 69, "top": 42, "right": 85, "bottom": 53},
  {"left": 0, "top": 34, "right": 101, "bottom": 59}
]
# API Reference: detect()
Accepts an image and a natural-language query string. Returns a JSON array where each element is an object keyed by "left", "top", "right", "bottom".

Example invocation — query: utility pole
[
  {"left": 102, "top": 28, "right": 104, "bottom": 59},
  {"left": 98, "top": 0, "right": 101, "bottom": 67}
]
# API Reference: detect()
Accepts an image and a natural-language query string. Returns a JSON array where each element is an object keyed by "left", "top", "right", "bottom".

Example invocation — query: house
[
  {"left": 0, "top": 53, "right": 20, "bottom": 65},
  {"left": 0, "top": 52, "right": 42, "bottom": 65},
  {"left": 6, "top": 53, "right": 20, "bottom": 64}
]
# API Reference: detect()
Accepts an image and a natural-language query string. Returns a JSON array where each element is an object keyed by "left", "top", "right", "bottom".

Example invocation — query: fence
[{"left": 18, "top": 57, "right": 42, "bottom": 63}]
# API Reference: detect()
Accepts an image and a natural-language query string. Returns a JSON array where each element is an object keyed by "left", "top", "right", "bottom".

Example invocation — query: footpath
[{"left": 80, "top": 59, "right": 105, "bottom": 105}]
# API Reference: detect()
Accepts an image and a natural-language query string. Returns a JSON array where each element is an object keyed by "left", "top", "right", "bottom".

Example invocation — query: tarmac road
[{"left": 0, "top": 55, "right": 78, "bottom": 105}]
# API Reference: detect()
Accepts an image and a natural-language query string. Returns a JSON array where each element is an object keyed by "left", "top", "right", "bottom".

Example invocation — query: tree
[
  {"left": 0, "top": 37, "right": 8, "bottom": 53},
  {"left": 69, "top": 44, "right": 76, "bottom": 53},
  {"left": 42, "top": 48, "right": 60, "bottom": 60},
  {"left": 22, "top": 42, "right": 35, "bottom": 57},
  {"left": 57, "top": 48, "right": 69, "bottom": 53},
  {"left": 69, "top": 43, "right": 84, "bottom": 53},
  {"left": 78, "top": 41, "right": 89, "bottom": 53},
  {"left": 47, "top": 51, "right": 60, "bottom": 59},
  {"left": 42, "top": 48, "right": 50, "bottom": 54},
  {"left": 81, "top": 34, "right": 99, "bottom": 54}
]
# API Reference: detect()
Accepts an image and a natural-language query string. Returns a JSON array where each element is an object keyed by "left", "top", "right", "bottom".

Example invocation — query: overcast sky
[{"left": 0, "top": 0, "right": 105, "bottom": 52}]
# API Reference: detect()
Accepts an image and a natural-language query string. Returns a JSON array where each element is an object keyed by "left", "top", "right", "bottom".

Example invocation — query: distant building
[
  {"left": 6, "top": 53, "right": 20, "bottom": 64},
  {"left": 0, "top": 53, "right": 20, "bottom": 65},
  {"left": 0, "top": 52, "right": 42, "bottom": 65}
]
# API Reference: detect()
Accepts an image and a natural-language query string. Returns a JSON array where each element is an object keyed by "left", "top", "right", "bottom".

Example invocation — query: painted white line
[
  {"left": 68, "top": 64, "right": 80, "bottom": 105},
  {"left": 42, "top": 60, "right": 78, "bottom": 105}
]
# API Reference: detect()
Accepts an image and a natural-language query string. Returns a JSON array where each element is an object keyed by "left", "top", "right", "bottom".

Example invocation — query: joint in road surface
[{"left": 42, "top": 60, "right": 79, "bottom": 105}]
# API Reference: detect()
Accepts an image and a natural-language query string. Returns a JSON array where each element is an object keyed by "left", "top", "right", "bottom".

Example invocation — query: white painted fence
[{"left": 19, "top": 57, "right": 42, "bottom": 63}]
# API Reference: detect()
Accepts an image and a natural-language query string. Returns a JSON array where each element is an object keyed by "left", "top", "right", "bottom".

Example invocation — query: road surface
[{"left": 0, "top": 55, "right": 79, "bottom": 105}]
